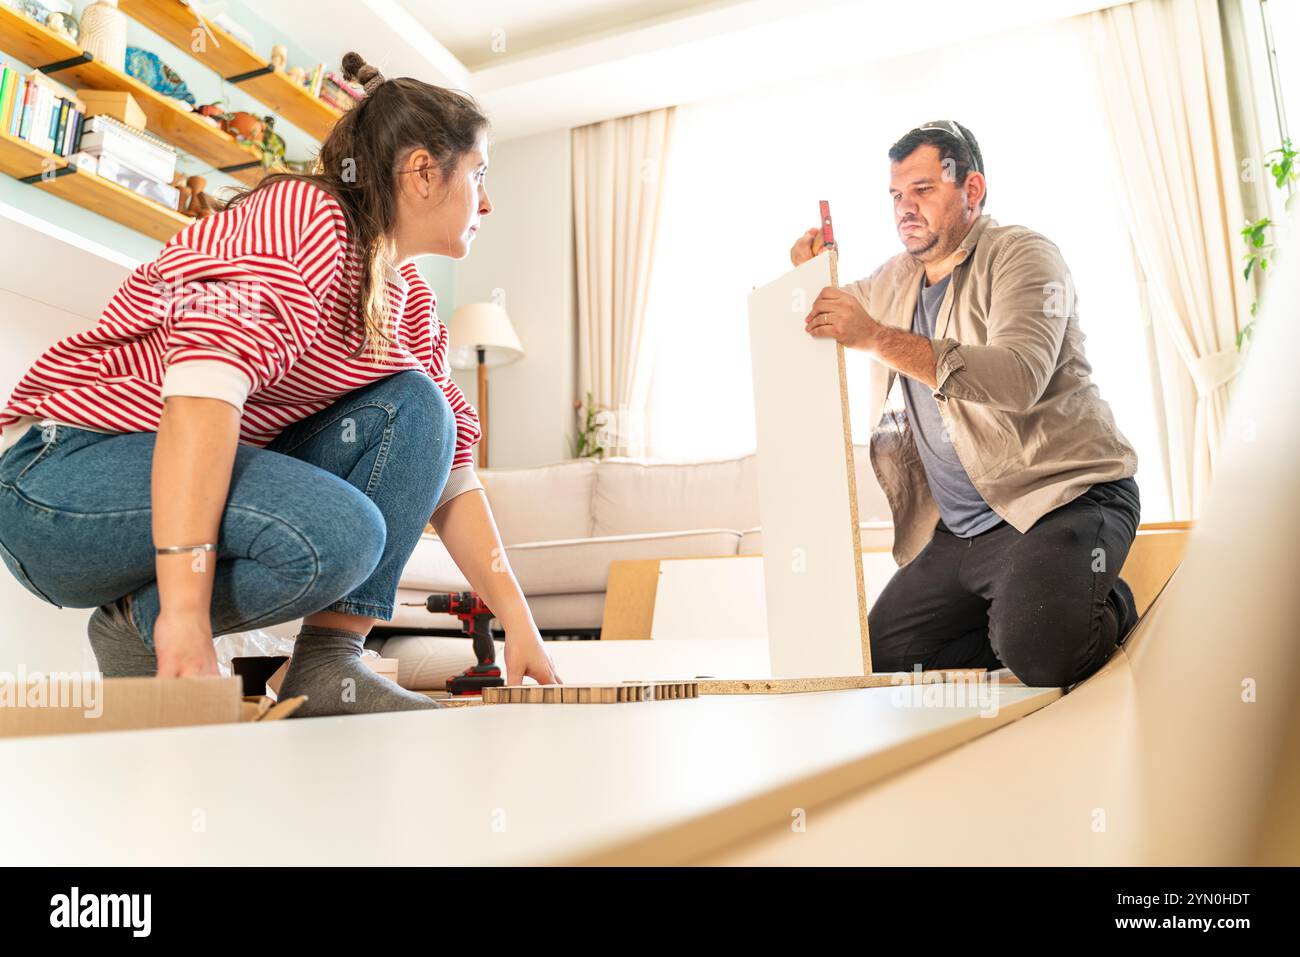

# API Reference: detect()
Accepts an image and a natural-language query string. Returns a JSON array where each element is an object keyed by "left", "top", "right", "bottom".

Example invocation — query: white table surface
[{"left": 0, "top": 683, "right": 1059, "bottom": 866}]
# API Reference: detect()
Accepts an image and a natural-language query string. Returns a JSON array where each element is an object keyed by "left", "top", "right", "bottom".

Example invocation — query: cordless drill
[{"left": 423, "top": 591, "right": 503, "bottom": 696}]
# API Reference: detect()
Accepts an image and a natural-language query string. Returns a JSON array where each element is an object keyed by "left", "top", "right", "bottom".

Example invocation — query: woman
[{"left": 0, "top": 53, "right": 560, "bottom": 715}]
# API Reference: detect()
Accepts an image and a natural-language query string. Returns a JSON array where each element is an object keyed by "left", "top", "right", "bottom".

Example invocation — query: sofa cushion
[
  {"left": 479, "top": 458, "right": 596, "bottom": 545},
  {"left": 400, "top": 533, "right": 472, "bottom": 591},
  {"left": 506, "top": 529, "right": 741, "bottom": 596},
  {"left": 592, "top": 455, "right": 760, "bottom": 536}
]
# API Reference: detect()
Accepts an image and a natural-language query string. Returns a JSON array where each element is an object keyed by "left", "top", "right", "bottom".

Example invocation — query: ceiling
[
  {"left": 398, "top": 0, "right": 740, "bottom": 69},
  {"left": 257, "top": 0, "right": 1130, "bottom": 143}
]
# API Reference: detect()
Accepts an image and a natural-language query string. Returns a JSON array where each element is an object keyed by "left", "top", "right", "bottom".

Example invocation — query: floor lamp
[{"left": 448, "top": 303, "right": 524, "bottom": 468}]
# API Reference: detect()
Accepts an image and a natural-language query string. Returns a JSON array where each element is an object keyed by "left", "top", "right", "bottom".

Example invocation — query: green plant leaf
[{"left": 1236, "top": 320, "right": 1256, "bottom": 351}]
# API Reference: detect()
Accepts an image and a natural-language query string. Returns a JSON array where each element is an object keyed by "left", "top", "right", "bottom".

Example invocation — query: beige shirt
[{"left": 843, "top": 213, "right": 1138, "bottom": 567}]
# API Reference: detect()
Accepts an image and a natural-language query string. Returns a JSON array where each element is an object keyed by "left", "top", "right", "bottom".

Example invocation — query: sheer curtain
[
  {"left": 572, "top": 107, "right": 676, "bottom": 458},
  {"left": 640, "top": 13, "right": 1173, "bottom": 520},
  {"left": 1087, "top": 0, "right": 1252, "bottom": 518}
]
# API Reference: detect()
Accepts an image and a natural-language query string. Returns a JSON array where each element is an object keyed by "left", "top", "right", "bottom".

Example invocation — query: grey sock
[
  {"left": 278, "top": 625, "right": 442, "bottom": 716},
  {"left": 87, "top": 594, "right": 157, "bottom": 677}
]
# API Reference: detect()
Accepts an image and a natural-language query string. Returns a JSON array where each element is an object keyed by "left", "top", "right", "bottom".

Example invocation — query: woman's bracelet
[{"left": 155, "top": 543, "right": 217, "bottom": 555}]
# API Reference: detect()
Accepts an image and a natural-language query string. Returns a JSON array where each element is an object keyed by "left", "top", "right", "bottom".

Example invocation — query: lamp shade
[{"left": 447, "top": 303, "right": 524, "bottom": 369}]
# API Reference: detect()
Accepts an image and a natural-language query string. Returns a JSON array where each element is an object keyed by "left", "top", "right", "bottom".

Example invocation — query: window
[{"left": 641, "top": 13, "right": 1172, "bottom": 519}]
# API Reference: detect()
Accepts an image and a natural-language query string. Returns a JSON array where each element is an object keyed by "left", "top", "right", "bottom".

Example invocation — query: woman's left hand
[{"left": 504, "top": 625, "right": 562, "bottom": 685}]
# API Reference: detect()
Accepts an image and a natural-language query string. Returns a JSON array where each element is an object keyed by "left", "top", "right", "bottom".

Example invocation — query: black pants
[{"left": 868, "top": 477, "right": 1141, "bottom": 687}]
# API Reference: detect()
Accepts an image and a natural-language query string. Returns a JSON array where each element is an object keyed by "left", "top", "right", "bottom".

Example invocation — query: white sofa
[{"left": 389, "top": 445, "right": 893, "bottom": 635}]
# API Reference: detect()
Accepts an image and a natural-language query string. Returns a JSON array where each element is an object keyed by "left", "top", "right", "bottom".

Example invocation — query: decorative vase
[
  {"left": 46, "top": 11, "right": 80, "bottom": 43},
  {"left": 79, "top": 0, "right": 127, "bottom": 72},
  {"left": 224, "top": 111, "right": 263, "bottom": 143}
]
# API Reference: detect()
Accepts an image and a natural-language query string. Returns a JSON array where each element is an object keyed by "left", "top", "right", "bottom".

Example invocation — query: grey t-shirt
[{"left": 900, "top": 272, "right": 1004, "bottom": 537}]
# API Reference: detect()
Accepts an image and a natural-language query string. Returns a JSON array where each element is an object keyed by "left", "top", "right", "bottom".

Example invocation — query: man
[{"left": 791, "top": 120, "right": 1140, "bottom": 688}]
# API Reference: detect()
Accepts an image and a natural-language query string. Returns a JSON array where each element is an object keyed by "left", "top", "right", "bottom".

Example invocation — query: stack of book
[
  {"left": 305, "top": 62, "right": 323, "bottom": 97},
  {"left": 1, "top": 64, "right": 181, "bottom": 211},
  {"left": 319, "top": 71, "right": 364, "bottom": 113},
  {"left": 77, "top": 113, "right": 180, "bottom": 210},
  {"left": 0, "top": 63, "right": 85, "bottom": 158}
]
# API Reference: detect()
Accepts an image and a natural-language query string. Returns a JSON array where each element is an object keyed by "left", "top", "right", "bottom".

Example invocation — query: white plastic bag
[{"left": 213, "top": 629, "right": 297, "bottom": 677}]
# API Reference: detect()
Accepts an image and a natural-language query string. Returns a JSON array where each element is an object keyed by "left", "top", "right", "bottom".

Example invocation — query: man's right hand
[{"left": 791, "top": 226, "right": 834, "bottom": 267}]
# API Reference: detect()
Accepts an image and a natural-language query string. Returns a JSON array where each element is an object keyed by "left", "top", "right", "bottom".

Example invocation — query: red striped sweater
[{"left": 0, "top": 178, "right": 482, "bottom": 512}]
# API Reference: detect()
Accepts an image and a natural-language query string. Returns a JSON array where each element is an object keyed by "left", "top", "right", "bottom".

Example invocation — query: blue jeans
[{"left": 0, "top": 371, "right": 456, "bottom": 651}]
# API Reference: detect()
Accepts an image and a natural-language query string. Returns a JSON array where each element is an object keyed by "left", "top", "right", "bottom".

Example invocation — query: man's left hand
[{"left": 805, "top": 287, "right": 879, "bottom": 350}]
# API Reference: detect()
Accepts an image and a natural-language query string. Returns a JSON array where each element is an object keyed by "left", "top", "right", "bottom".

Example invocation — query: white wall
[
  {"left": 414, "top": 256, "right": 458, "bottom": 318},
  {"left": 0, "top": 288, "right": 104, "bottom": 675},
  {"left": 452, "top": 128, "right": 576, "bottom": 468}
]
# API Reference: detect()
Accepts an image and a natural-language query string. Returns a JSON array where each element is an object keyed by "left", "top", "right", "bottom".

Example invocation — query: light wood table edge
[{"left": 562, "top": 685, "right": 1062, "bottom": 866}]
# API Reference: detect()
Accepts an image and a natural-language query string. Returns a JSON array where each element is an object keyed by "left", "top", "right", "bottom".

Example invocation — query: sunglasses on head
[{"left": 912, "top": 120, "right": 983, "bottom": 175}]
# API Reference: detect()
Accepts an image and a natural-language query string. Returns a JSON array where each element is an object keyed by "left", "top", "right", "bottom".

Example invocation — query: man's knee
[
  {"left": 990, "top": 604, "right": 1107, "bottom": 687},
  {"left": 868, "top": 582, "right": 919, "bottom": 672}
]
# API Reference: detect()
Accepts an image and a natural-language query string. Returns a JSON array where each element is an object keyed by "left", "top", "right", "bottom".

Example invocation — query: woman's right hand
[
  {"left": 154, "top": 611, "right": 219, "bottom": 677},
  {"left": 791, "top": 226, "right": 833, "bottom": 267}
]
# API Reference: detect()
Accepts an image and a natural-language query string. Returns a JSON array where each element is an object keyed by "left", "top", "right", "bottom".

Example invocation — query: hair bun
[{"left": 341, "top": 51, "right": 385, "bottom": 96}]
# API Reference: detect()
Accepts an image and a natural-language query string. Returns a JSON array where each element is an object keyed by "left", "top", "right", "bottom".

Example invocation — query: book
[
  {"left": 319, "top": 89, "right": 358, "bottom": 112},
  {"left": 6, "top": 70, "right": 85, "bottom": 155},
  {"left": 78, "top": 113, "right": 177, "bottom": 182},
  {"left": 59, "top": 106, "right": 79, "bottom": 156},
  {"left": 68, "top": 109, "right": 84, "bottom": 155},
  {"left": 35, "top": 85, "right": 52, "bottom": 151},
  {"left": 93, "top": 153, "right": 181, "bottom": 209},
  {"left": 0, "top": 65, "right": 12, "bottom": 136},
  {"left": 81, "top": 112, "right": 171, "bottom": 152},
  {"left": 53, "top": 99, "right": 68, "bottom": 155},
  {"left": 6, "top": 74, "right": 19, "bottom": 136},
  {"left": 18, "top": 79, "right": 36, "bottom": 141},
  {"left": 6, "top": 76, "right": 27, "bottom": 137},
  {"left": 323, "top": 71, "right": 363, "bottom": 102}
]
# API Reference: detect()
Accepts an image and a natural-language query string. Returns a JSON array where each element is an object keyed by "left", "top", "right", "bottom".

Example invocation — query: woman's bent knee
[
  {"left": 308, "top": 484, "right": 387, "bottom": 592},
  {"left": 383, "top": 371, "right": 456, "bottom": 445},
  {"left": 247, "top": 475, "right": 387, "bottom": 603}
]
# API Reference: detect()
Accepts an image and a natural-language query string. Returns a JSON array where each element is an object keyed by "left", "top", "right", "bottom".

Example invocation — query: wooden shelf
[
  {"left": 0, "top": 4, "right": 269, "bottom": 186},
  {"left": 119, "top": 0, "right": 343, "bottom": 142},
  {"left": 0, "top": 131, "right": 192, "bottom": 241}
]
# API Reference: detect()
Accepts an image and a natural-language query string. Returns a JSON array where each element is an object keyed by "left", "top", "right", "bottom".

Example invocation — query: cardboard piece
[
  {"left": 231, "top": 655, "right": 289, "bottom": 696},
  {"left": 747, "top": 250, "right": 870, "bottom": 678},
  {"left": 481, "top": 681, "right": 699, "bottom": 704},
  {"left": 697, "top": 669, "right": 987, "bottom": 695},
  {"left": 75, "top": 90, "right": 147, "bottom": 131},
  {"left": 420, "top": 692, "right": 483, "bottom": 708},
  {"left": 0, "top": 674, "right": 310, "bottom": 739}
]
